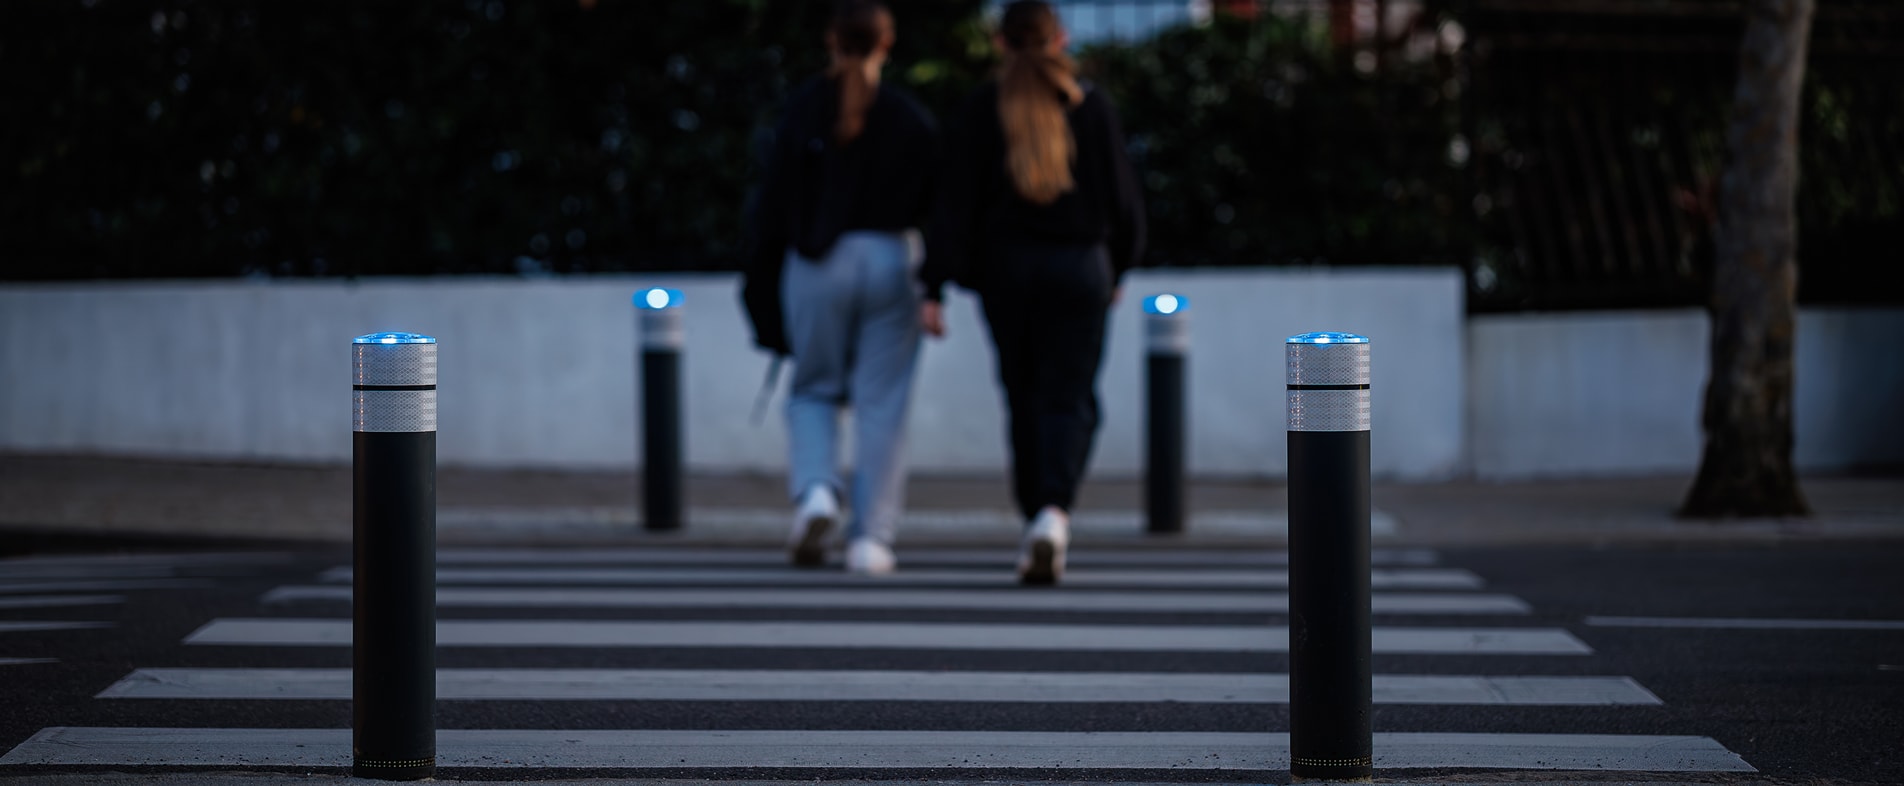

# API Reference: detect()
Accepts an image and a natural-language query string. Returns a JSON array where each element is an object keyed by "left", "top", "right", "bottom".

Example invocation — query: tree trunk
[{"left": 1681, "top": 0, "right": 1815, "bottom": 519}]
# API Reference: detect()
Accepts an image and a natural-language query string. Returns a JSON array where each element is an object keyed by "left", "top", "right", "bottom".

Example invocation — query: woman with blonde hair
[
  {"left": 743, "top": 0, "right": 942, "bottom": 575},
  {"left": 922, "top": 0, "right": 1146, "bottom": 585}
]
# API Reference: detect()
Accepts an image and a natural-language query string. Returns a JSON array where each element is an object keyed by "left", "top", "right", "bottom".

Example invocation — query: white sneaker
[
  {"left": 788, "top": 485, "right": 837, "bottom": 568},
  {"left": 844, "top": 538, "right": 896, "bottom": 576},
  {"left": 1018, "top": 506, "right": 1069, "bottom": 586}
]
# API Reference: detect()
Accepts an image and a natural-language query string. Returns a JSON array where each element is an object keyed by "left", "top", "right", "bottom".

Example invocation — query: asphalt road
[{"left": 0, "top": 537, "right": 1898, "bottom": 784}]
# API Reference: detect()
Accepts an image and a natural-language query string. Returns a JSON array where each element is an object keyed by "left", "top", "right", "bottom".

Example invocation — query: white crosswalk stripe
[
  {"left": 101, "top": 667, "right": 1662, "bottom": 704},
  {"left": 320, "top": 565, "right": 1490, "bottom": 589},
  {"left": 185, "top": 617, "right": 1594, "bottom": 653},
  {"left": 1, "top": 728, "right": 1753, "bottom": 771},
  {"left": 3, "top": 545, "right": 1756, "bottom": 775},
  {"left": 263, "top": 585, "right": 1532, "bottom": 614}
]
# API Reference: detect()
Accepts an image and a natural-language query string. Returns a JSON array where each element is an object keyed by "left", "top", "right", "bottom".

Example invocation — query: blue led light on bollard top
[
  {"left": 1287, "top": 331, "right": 1367, "bottom": 344},
  {"left": 1142, "top": 293, "right": 1188, "bottom": 315},
  {"left": 353, "top": 332, "right": 437, "bottom": 345},
  {"left": 635, "top": 288, "right": 684, "bottom": 310}
]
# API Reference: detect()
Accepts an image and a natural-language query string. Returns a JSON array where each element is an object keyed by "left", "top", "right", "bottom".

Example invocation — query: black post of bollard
[
  {"left": 636, "top": 288, "right": 685, "bottom": 531},
  {"left": 351, "top": 331, "right": 437, "bottom": 781},
  {"left": 1285, "top": 331, "right": 1372, "bottom": 782},
  {"left": 1143, "top": 294, "right": 1189, "bottom": 535}
]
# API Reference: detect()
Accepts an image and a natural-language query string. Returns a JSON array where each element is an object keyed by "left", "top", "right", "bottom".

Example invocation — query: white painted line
[
  {"left": 100, "top": 668, "right": 1660, "bottom": 705},
  {"left": 0, "top": 658, "right": 58, "bottom": 666},
  {"left": 0, "top": 621, "right": 113, "bottom": 633},
  {"left": 1586, "top": 616, "right": 1904, "bottom": 631},
  {"left": 185, "top": 618, "right": 1591, "bottom": 654},
  {"left": 0, "top": 565, "right": 174, "bottom": 579},
  {"left": 0, "top": 579, "right": 209, "bottom": 595},
  {"left": 1, "top": 553, "right": 291, "bottom": 567},
  {"left": 442, "top": 506, "right": 1405, "bottom": 539},
  {"left": 263, "top": 585, "right": 1528, "bottom": 615},
  {"left": 0, "top": 594, "right": 124, "bottom": 610},
  {"left": 435, "top": 547, "right": 1441, "bottom": 567},
  {"left": 0, "top": 728, "right": 1755, "bottom": 772},
  {"left": 318, "top": 566, "right": 1486, "bottom": 590}
]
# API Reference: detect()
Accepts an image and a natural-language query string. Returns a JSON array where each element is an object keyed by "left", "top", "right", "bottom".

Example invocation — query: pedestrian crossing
[{"left": 0, "top": 545, "right": 1758, "bottom": 776}]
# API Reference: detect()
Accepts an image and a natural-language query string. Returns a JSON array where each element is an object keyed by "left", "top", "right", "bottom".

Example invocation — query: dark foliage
[
  {"left": 0, "top": 0, "right": 990, "bottom": 279},
  {"left": 1085, "top": 12, "right": 1469, "bottom": 269}
]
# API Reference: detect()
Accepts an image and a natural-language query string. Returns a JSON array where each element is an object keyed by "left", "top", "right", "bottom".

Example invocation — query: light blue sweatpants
[{"left": 781, "top": 230, "right": 923, "bottom": 546}]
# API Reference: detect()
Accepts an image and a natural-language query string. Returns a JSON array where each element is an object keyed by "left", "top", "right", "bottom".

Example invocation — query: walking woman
[
  {"left": 922, "top": 0, "right": 1146, "bottom": 585},
  {"left": 742, "top": 1, "right": 941, "bottom": 575}
]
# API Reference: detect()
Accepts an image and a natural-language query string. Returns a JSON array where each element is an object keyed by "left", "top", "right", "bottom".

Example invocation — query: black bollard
[
  {"left": 351, "top": 332, "right": 437, "bottom": 781},
  {"left": 1143, "top": 294, "right": 1189, "bottom": 535},
  {"left": 636, "top": 288, "right": 684, "bottom": 531},
  {"left": 1285, "top": 331, "right": 1372, "bottom": 782}
]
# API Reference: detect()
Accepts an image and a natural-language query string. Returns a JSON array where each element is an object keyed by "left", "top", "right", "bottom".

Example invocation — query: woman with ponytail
[
  {"left": 923, "top": 1, "right": 1146, "bottom": 586},
  {"left": 742, "top": 1, "right": 941, "bottom": 575}
]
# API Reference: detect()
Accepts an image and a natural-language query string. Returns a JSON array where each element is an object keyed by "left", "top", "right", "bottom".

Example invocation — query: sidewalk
[{"left": 3, "top": 454, "right": 1899, "bottom": 550}]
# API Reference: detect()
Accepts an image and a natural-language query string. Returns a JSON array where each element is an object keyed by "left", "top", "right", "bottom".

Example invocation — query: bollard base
[
  {"left": 353, "top": 757, "right": 434, "bottom": 781},
  {"left": 1290, "top": 759, "right": 1374, "bottom": 783}
]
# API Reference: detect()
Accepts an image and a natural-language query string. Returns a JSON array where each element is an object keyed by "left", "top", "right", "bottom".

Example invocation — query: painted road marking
[
  {"left": 1586, "top": 616, "right": 1904, "bottom": 631},
  {"left": 434, "top": 547, "right": 1442, "bottom": 567},
  {"left": 318, "top": 566, "right": 1487, "bottom": 590},
  {"left": 0, "top": 579, "right": 209, "bottom": 595},
  {"left": 263, "top": 585, "right": 1530, "bottom": 615},
  {"left": 0, "top": 621, "right": 112, "bottom": 633},
  {"left": 0, "top": 553, "right": 290, "bottom": 567},
  {"left": 0, "top": 728, "right": 1754, "bottom": 771},
  {"left": 99, "top": 668, "right": 1660, "bottom": 705},
  {"left": 0, "top": 565, "right": 173, "bottom": 579},
  {"left": 0, "top": 594, "right": 124, "bottom": 609},
  {"left": 184, "top": 618, "right": 1592, "bottom": 654},
  {"left": 0, "top": 658, "right": 57, "bottom": 666}
]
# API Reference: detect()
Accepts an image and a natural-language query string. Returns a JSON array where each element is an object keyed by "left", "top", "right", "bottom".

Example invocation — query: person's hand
[{"left": 920, "top": 300, "right": 946, "bottom": 338}]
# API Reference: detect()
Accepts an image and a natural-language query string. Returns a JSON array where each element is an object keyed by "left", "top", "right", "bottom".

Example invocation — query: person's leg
[
  {"left": 842, "top": 233, "right": 922, "bottom": 550},
  {"left": 781, "top": 247, "right": 854, "bottom": 563},
  {"left": 1013, "top": 245, "right": 1111, "bottom": 586},
  {"left": 1031, "top": 245, "right": 1115, "bottom": 513},
  {"left": 980, "top": 261, "right": 1042, "bottom": 523}
]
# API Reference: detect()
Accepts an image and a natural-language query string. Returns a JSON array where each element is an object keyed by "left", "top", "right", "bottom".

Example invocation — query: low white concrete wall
[
  {"left": 1467, "top": 307, "right": 1904, "bottom": 478},
  {"left": 0, "top": 268, "right": 1467, "bottom": 480}
]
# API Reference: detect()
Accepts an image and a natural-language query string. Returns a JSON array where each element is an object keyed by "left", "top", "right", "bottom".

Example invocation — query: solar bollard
[
  {"left": 636, "top": 288, "right": 684, "bottom": 531},
  {"left": 351, "top": 332, "right": 437, "bottom": 781},
  {"left": 1285, "top": 331, "right": 1372, "bottom": 782},
  {"left": 1143, "top": 294, "right": 1189, "bottom": 535}
]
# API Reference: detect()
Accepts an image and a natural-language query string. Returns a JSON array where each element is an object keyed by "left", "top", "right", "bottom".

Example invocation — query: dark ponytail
[{"left": 827, "top": 1, "right": 894, "bottom": 144}]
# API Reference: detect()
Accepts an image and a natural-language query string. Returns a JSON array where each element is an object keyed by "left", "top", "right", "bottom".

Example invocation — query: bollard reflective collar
[
  {"left": 353, "top": 333, "right": 437, "bottom": 433},
  {"left": 1286, "top": 332, "right": 1369, "bottom": 432}
]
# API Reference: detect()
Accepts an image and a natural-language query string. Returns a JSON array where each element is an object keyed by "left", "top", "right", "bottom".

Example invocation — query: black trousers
[{"left": 980, "top": 243, "right": 1115, "bottom": 522}]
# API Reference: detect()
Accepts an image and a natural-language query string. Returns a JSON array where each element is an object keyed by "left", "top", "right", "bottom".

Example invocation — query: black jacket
[
  {"left": 922, "top": 81, "right": 1146, "bottom": 301},
  {"left": 741, "top": 76, "right": 940, "bottom": 354}
]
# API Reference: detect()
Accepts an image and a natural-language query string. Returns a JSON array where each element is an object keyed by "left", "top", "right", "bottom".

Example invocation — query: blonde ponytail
[
  {"left": 999, "top": 51, "right": 1082, "bottom": 204},
  {"left": 996, "top": 1, "right": 1082, "bottom": 204}
]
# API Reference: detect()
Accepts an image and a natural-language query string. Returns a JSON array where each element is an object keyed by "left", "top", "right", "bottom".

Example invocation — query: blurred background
[
  {"left": 5, "top": 0, "right": 1898, "bottom": 311},
  {"left": 1, "top": 0, "right": 1900, "bottom": 482}
]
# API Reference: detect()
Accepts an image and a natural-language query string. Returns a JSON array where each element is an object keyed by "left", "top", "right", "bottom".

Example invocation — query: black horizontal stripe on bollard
[
  {"left": 352, "top": 384, "right": 437, "bottom": 391},
  {"left": 1286, "top": 383, "right": 1369, "bottom": 391}
]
